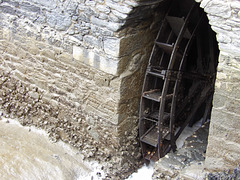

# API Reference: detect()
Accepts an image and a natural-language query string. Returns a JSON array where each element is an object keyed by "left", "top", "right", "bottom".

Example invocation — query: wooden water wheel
[{"left": 139, "top": 0, "right": 219, "bottom": 161}]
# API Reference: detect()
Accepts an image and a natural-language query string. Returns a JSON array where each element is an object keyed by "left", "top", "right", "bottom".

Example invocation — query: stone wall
[
  {"left": 206, "top": 53, "right": 240, "bottom": 171},
  {"left": 0, "top": 0, "right": 167, "bottom": 178},
  {"left": 195, "top": 0, "right": 240, "bottom": 172},
  {"left": 0, "top": 0, "right": 240, "bottom": 178}
]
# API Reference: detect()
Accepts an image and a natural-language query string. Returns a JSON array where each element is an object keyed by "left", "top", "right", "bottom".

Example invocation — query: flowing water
[{"left": 0, "top": 116, "right": 104, "bottom": 180}]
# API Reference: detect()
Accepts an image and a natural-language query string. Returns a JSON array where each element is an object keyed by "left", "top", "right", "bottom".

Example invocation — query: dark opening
[{"left": 139, "top": 0, "right": 219, "bottom": 162}]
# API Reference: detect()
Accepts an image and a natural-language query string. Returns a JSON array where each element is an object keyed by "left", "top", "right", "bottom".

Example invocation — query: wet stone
[
  {"left": 153, "top": 123, "right": 210, "bottom": 179},
  {"left": 208, "top": 167, "right": 240, "bottom": 180}
]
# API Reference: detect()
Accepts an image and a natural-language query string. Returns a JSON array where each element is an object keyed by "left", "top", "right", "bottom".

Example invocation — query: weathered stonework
[
  {"left": 152, "top": 123, "right": 209, "bottom": 180},
  {"left": 194, "top": 0, "right": 240, "bottom": 173},
  {"left": 0, "top": 0, "right": 167, "bottom": 178},
  {"left": 205, "top": 52, "right": 240, "bottom": 171},
  {"left": 0, "top": 0, "right": 240, "bottom": 178}
]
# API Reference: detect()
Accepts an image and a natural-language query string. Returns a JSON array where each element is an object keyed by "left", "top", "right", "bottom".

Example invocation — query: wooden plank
[
  {"left": 141, "top": 125, "right": 170, "bottom": 147},
  {"left": 166, "top": 16, "right": 192, "bottom": 39}
]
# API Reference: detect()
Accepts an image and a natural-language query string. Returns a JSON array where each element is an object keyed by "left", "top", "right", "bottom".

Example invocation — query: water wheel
[{"left": 139, "top": 0, "right": 219, "bottom": 161}]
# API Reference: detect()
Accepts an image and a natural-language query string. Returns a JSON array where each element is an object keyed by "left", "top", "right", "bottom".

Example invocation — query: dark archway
[{"left": 138, "top": 0, "right": 219, "bottom": 162}]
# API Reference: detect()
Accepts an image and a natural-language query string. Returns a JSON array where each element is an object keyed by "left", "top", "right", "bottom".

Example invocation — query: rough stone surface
[
  {"left": 0, "top": 0, "right": 164, "bottom": 76},
  {"left": 152, "top": 123, "right": 209, "bottom": 180},
  {"left": 0, "top": 0, "right": 240, "bottom": 178},
  {"left": 192, "top": 0, "right": 240, "bottom": 175},
  {"left": 205, "top": 52, "right": 240, "bottom": 172},
  {"left": 208, "top": 167, "right": 240, "bottom": 180},
  {"left": 0, "top": 0, "right": 165, "bottom": 178}
]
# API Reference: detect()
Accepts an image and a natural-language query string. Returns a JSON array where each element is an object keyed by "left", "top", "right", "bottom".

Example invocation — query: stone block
[
  {"left": 96, "top": 4, "right": 111, "bottom": 14},
  {"left": 205, "top": 1, "right": 232, "bottom": 19},
  {"left": 216, "top": 71, "right": 227, "bottom": 81},
  {"left": 211, "top": 109, "right": 240, "bottom": 131},
  {"left": 112, "top": 10, "right": 128, "bottom": 20},
  {"left": 100, "top": 57, "right": 119, "bottom": 75},
  {"left": 103, "top": 37, "right": 120, "bottom": 57},
  {"left": 90, "top": 15, "right": 122, "bottom": 31},
  {"left": 90, "top": 16, "right": 108, "bottom": 27},
  {"left": 46, "top": 12, "right": 72, "bottom": 31},
  {"left": 40, "top": 49, "right": 56, "bottom": 60},
  {"left": 29, "top": 91, "right": 39, "bottom": 100},
  {"left": 85, "top": 0, "right": 96, "bottom": 6},
  {"left": 73, "top": 45, "right": 83, "bottom": 61},
  {"left": 212, "top": 93, "right": 227, "bottom": 108},
  {"left": 206, "top": 137, "right": 240, "bottom": 169},
  {"left": 31, "top": 0, "right": 57, "bottom": 9},
  {"left": 215, "top": 21, "right": 232, "bottom": 31},
  {"left": 101, "top": 28, "right": 114, "bottom": 36},
  {"left": 219, "top": 43, "right": 240, "bottom": 56},
  {"left": 73, "top": 45, "right": 118, "bottom": 75},
  {"left": 105, "top": 0, "right": 132, "bottom": 14},
  {"left": 225, "top": 98, "right": 240, "bottom": 115},
  {"left": 106, "top": 21, "right": 122, "bottom": 31},
  {"left": 20, "top": 2, "right": 40, "bottom": 13},
  {"left": 83, "top": 6, "right": 96, "bottom": 17},
  {"left": 63, "top": 0, "right": 78, "bottom": 16},
  {"left": 2, "top": 0, "right": 19, "bottom": 7},
  {"left": 125, "top": 0, "right": 138, "bottom": 7},
  {"left": 0, "top": 5, "right": 16, "bottom": 16},
  {"left": 79, "top": 13, "right": 90, "bottom": 22},
  {"left": 108, "top": 13, "right": 120, "bottom": 23},
  {"left": 98, "top": 13, "right": 108, "bottom": 20},
  {"left": 83, "top": 35, "right": 101, "bottom": 49},
  {"left": 216, "top": 33, "right": 232, "bottom": 44},
  {"left": 231, "top": 1, "right": 240, "bottom": 9}
]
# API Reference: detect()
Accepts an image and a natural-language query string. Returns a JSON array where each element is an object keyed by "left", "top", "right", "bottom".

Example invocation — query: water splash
[{"left": 126, "top": 161, "right": 154, "bottom": 180}]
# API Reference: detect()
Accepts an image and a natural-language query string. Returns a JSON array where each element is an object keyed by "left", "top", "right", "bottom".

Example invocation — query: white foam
[
  {"left": 126, "top": 119, "right": 204, "bottom": 180},
  {"left": 176, "top": 119, "right": 203, "bottom": 149},
  {"left": 82, "top": 161, "right": 105, "bottom": 180},
  {"left": 126, "top": 161, "right": 154, "bottom": 180}
]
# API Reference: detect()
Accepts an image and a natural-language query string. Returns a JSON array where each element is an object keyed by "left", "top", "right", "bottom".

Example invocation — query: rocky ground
[
  {"left": 208, "top": 167, "right": 240, "bottom": 180},
  {"left": 152, "top": 122, "right": 210, "bottom": 180}
]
